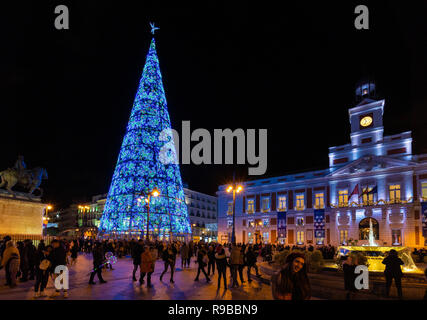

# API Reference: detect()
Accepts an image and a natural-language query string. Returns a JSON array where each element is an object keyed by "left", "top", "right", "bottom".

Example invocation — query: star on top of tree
[{"left": 150, "top": 22, "right": 160, "bottom": 35}]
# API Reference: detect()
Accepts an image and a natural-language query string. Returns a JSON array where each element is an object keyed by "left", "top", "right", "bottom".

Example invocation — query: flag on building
[
  {"left": 277, "top": 211, "right": 287, "bottom": 238},
  {"left": 367, "top": 185, "right": 378, "bottom": 195},
  {"left": 314, "top": 209, "right": 325, "bottom": 238},
  {"left": 349, "top": 184, "right": 359, "bottom": 199}
]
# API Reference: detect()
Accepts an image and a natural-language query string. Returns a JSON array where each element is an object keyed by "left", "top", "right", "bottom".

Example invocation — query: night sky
[{"left": 2, "top": 1, "right": 427, "bottom": 208}]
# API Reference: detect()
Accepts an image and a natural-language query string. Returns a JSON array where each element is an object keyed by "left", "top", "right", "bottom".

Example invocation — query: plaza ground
[{"left": 0, "top": 253, "right": 276, "bottom": 300}]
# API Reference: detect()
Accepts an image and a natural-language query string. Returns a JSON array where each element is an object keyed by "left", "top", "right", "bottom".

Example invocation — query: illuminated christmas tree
[{"left": 99, "top": 34, "right": 191, "bottom": 239}]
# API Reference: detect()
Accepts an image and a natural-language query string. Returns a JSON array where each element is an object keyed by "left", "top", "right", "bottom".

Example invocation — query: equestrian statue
[{"left": 0, "top": 155, "right": 48, "bottom": 196}]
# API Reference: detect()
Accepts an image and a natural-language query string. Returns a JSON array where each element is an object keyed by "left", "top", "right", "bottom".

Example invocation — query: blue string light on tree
[{"left": 98, "top": 23, "right": 191, "bottom": 239}]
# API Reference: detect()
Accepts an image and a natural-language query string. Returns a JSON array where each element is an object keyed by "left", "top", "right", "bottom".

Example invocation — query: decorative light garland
[{"left": 330, "top": 197, "right": 415, "bottom": 208}]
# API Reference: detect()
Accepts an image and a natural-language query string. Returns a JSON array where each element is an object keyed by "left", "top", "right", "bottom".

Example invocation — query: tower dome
[{"left": 355, "top": 80, "right": 376, "bottom": 103}]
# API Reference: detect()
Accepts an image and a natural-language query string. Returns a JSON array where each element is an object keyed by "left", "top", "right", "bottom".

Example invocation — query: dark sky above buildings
[{"left": 2, "top": 1, "right": 427, "bottom": 207}]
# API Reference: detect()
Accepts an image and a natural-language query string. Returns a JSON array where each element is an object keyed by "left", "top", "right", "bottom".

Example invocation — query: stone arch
[{"left": 359, "top": 217, "right": 379, "bottom": 240}]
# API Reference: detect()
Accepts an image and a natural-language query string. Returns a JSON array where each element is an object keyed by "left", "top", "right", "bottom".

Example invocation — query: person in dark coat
[
  {"left": 194, "top": 246, "right": 210, "bottom": 283},
  {"left": 207, "top": 245, "right": 216, "bottom": 276},
  {"left": 89, "top": 241, "right": 107, "bottom": 284},
  {"left": 0, "top": 236, "right": 11, "bottom": 259},
  {"left": 34, "top": 245, "right": 52, "bottom": 298},
  {"left": 19, "top": 239, "right": 37, "bottom": 281},
  {"left": 180, "top": 243, "right": 190, "bottom": 268},
  {"left": 27, "top": 240, "right": 37, "bottom": 280},
  {"left": 17, "top": 241, "right": 25, "bottom": 280},
  {"left": 70, "top": 240, "right": 78, "bottom": 265},
  {"left": 159, "top": 243, "right": 177, "bottom": 283},
  {"left": 49, "top": 240, "right": 68, "bottom": 298},
  {"left": 188, "top": 241, "right": 194, "bottom": 265},
  {"left": 342, "top": 255, "right": 357, "bottom": 300},
  {"left": 382, "top": 249, "right": 404, "bottom": 299},
  {"left": 215, "top": 245, "right": 228, "bottom": 290},
  {"left": 132, "top": 240, "right": 144, "bottom": 281},
  {"left": 245, "top": 245, "right": 261, "bottom": 282},
  {"left": 37, "top": 240, "right": 46, "bottom": 252}
]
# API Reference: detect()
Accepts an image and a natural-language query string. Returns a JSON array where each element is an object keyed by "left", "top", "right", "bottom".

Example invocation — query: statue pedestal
[{"left": 0, "top": 190, "right": 46, "bottom": 239}]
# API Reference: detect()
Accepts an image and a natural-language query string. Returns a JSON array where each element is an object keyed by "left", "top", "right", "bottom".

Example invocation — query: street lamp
[
  {"left": 43, "top": 205, "right": 53, "bottom": 236},
  {"left": 226, "top": 183, "right": 243, "bottom": 245},
  {"left": 45, "top": 205, "right": 53, "bottom": 217},
  {"left": 137, "top": 190, "right": 187, "bottom": 242},
  {"left": 154, "top": 193, "right": 186, "bottom": 243},
  {"left": 138, "top": 188, "right": 160, "bottom": 241}
]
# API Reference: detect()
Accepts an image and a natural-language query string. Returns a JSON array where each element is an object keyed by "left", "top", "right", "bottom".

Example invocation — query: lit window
[
  {"left": 297, "top": 231, "right": 304, "bottom": 244},
  {"left": 338, "top": 190, "right": 349, "bottom": 207},
  {"left": 262, "top": 197, "right": 270, "bottom": 212},
  {"left": 315, "top": 193, "right": 324, "bottom": 209},
  {"left": 227, "top": 202, "right": 233, "bottom": 215},
  {"left": 227, "top": 220, "right": 233, "bottom": 228},
  {"left": 278, "top": 196, "right": 287, "bottom": 211},
  {"left": 296, "top": 194, "right": 305, "bottom": 210},
  {"left": 389, "top": 185, "right": 401, "bottom": 203},
  {"left": 339, "top": 230, "right": 348, "bottom": 244},
  {"left": 247, "top": 199, "right": 254, "bottom": 214},
  {"left": 263, "top": 218, "right": 269, "bottom": 227},
  {"left": 296, "top": 217, "right": 304, "bottom": 226},
  {"left": 392, "top": 230, "right": 401, "bottom": 246},
  {"left": 262, "top": 232, "right": 269, "bottom": 243},
  {"left": 248, "top": 219, "right": 255, "bottom": 228},
  {"left": 421, "top": 182, "right": 427, "bottom": 200},
  {"left": 362, "top": 187, "right": 374, "bottom": 205}
]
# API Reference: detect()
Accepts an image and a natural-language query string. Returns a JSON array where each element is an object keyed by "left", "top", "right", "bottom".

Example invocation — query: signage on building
[
  {"left": 314, "top": 209, "right": 325, "bottom": 238},
  {"left": 422, "top": 202, "right": 427, "bottom": 237},
  {"left": 277, "top": 211, "right": 286, "bottom": 238}
]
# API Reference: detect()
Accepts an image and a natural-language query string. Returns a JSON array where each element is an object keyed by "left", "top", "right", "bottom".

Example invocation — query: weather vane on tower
[{"left": 150, "top": 22, "right": 160, "bottom": 35}]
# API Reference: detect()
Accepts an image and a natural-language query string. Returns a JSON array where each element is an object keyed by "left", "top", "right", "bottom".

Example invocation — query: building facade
[
  {"left": 56, "top": 190, "right": 218, "bottom": 241},
  {"left": 218, "top": 82, "right": 427, "bottom": 247},
  {"left": 184, "top": 188, "right": 218, "bottom": 242},
  {"left": 52, "top": 204, "right": 80, "bottom": 237},
  {"left": 77, "top": 193, "right": 107, "bottom": 238}
]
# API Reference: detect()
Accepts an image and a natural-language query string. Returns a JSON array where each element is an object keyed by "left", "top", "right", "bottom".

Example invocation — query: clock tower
[
  {"left": 329, "top": 80, "right": 412, "bottom": 168},
  {"left": 348, "top": 81, "right": 384, "bottom": 147}
]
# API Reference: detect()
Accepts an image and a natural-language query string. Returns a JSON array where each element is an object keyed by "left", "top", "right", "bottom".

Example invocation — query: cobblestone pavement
[{"left": 0, "top": 253, "right": 275, "bottom": 300}]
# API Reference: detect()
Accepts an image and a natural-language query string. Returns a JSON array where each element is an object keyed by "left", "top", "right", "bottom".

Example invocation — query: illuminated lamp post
[
  {"left": 138, "top": 188, "right": 160, "bottom": 241},
  {"left": 156, "top": 194, "right": 185, "bottom": 242},
  {"left": 43, "top": 205, "right": 53, "bottom": 236},
  {"left": 137, "top": 190, "right": 188, "bottom": 242},
  {"left": 226, "top": 183, "right": 243, "bottom": 245}
]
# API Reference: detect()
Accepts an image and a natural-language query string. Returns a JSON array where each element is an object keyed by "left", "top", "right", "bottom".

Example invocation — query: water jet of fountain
[{"left": 368, "top": 218, "right": 377, "bottom": 246}]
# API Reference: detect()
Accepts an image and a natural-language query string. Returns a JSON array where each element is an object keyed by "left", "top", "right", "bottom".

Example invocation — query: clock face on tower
[{"left": 360, "top": 115, "right": 373, "bottom": 128}]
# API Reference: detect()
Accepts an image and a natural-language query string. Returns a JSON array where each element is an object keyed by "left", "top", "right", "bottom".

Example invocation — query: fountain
[
  {"left": 367, "top": 218, "right": 377, "bottom": 246},
  {"left": 336, "top": 219, "right": 420, "bottom": 273}
]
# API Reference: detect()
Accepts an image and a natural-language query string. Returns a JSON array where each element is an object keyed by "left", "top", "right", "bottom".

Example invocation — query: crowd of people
[
  {"left": 412, "top": 248, "right": 427, "bottom": 263},
  {"left": 0, "top": 236, "right": 79, "bottom": 298},
  {"left": 0, "top": 236, "right": 297, "bottom": 298},
  {"left": 1, "top": 235, "right": 425, "bottom": 300},
  {"left": 271, "top": 244, "right": 337, "bottom": 260}
]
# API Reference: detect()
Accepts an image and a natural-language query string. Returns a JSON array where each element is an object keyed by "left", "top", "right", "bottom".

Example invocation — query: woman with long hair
[{"left": 272, "top": 252, "right": 311, "bottom": 300}]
